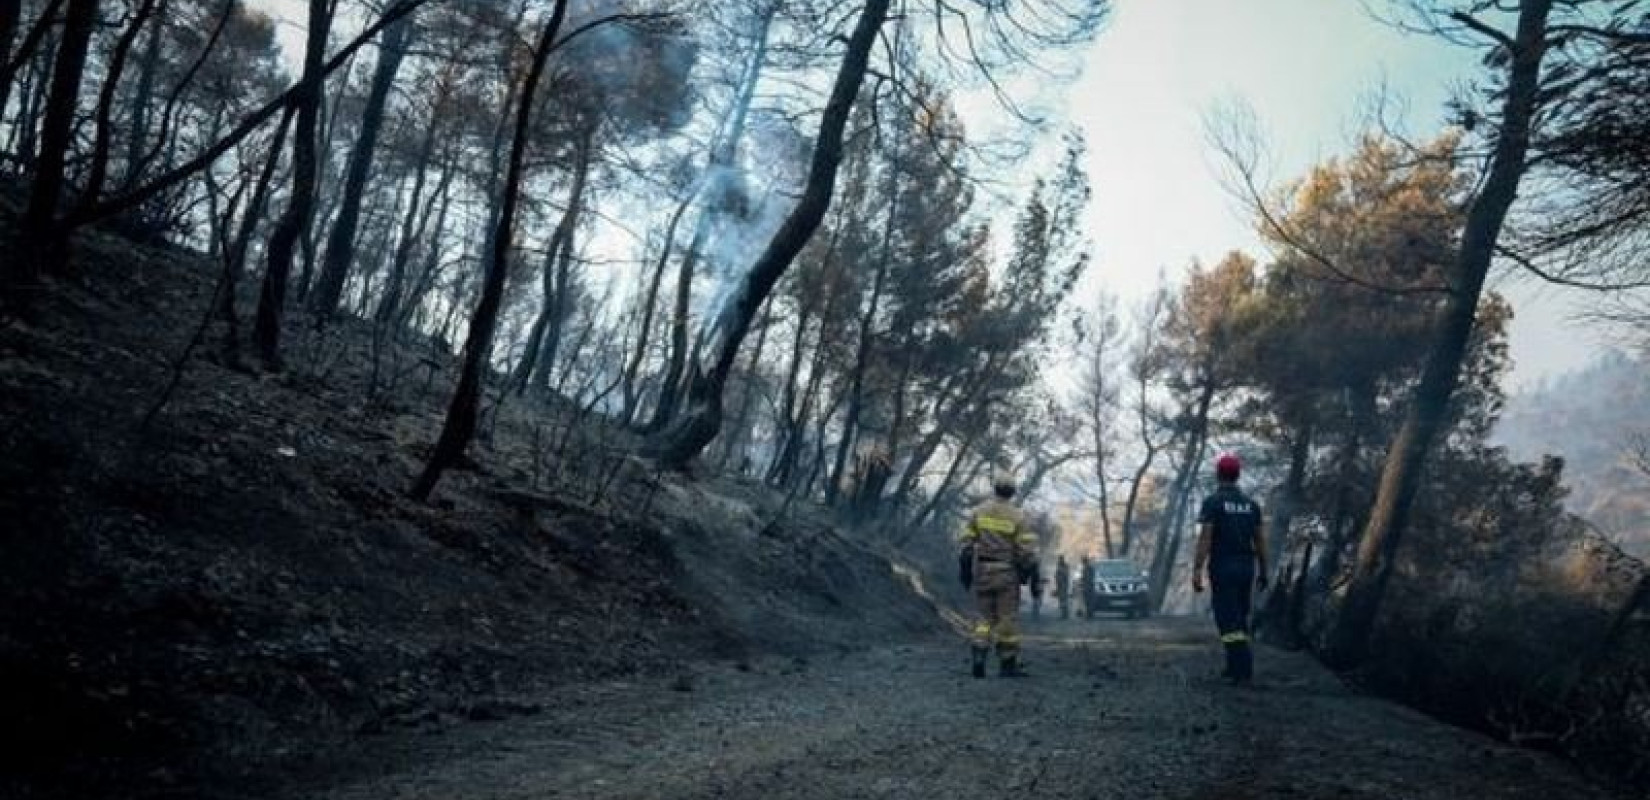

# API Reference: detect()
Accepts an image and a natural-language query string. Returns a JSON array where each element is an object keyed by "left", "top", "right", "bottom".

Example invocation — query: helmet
[
  {"left": 1215, "top": 452, "right": 1241, "bottom": 482},
  {"left": 992, "top": 472, "right": 1018, "bottom": 496}
]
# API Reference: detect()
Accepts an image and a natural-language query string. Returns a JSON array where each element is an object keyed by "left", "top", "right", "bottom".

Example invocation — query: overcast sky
[
  {"left": 1056, "top": 0, "right": 1608, "bottom": 389},
  {"left": 250, "top": 0, "right": 1612, "bottom": 389}
]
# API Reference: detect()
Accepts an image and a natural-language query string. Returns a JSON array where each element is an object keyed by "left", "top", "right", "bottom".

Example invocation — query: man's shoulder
[
  {"left": 1219, "top": 490, "right": 1260, "bottom": 513},
  {"left": 970, "top": 500, "right": 1017, "bottom": 519}
]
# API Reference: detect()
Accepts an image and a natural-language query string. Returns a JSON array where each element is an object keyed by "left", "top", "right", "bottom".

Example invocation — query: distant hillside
[{"left": 1494, "top": 350, "right": 1650, "bottom": 558}]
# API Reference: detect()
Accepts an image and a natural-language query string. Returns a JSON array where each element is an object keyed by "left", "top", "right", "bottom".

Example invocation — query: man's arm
[
  {"left": 1192, "top": 522, "right": 1213, "bottom": 592},
  {"left": 958, "top": 516, "right": 978, "bottom": 589},
  {"left": 1013, "top": 516, "right": 1039, "bottom": 577},
  {"left": 1254, "top": 511, "right": 1270, "bottom": 589}
]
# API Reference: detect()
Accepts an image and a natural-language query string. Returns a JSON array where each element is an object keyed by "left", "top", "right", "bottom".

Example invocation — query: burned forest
[{"left": 1, "top": 0, "right": 1648, "bottom": 798}]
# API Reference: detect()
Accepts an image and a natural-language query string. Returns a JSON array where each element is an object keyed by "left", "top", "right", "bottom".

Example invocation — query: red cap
[{"left": 1215, "top": 452, "right": 1241, "bottom": 481}]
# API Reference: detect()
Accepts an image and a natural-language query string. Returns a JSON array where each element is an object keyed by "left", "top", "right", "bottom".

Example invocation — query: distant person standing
[
  {"left": 1192, "top": 453, "right": 1269, "bottom": 685},
  {"left": 1054, "top": 556, "right": 1071, "bottom": 619},
  {"left": 1030, "top": 561, "right": 1045, "bottom": 620},
  {"left": 958, "top": 473, "right": 1038, "bottom": 678},
  {"left": 1077, "top": 555, "right": 1092, "bottom": 618}
]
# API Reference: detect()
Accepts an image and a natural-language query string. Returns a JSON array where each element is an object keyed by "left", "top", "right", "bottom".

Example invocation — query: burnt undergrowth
[{"left": 0, "top": 213, "right": 943, "bottom": 798}]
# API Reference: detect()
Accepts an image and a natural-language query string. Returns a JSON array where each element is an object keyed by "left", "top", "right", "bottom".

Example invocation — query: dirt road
[{"left": 285, "top": 616, "right": 1626, "bottom": 799}]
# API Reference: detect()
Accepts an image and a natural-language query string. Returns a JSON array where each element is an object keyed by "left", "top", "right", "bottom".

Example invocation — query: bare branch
[
  {"left": 1204, "top": 102, "right": 1454, "bottom": 298},
  {"left": 1449, "top": 10, "right": 1518, "bottom": 51},
  {"left": 1628, "top": 431, "right": 1650, "bottom": 481},
  {"left": 1493, "top": 244, "right": 1650, "bottom": 291},
  {"left": 1549, "top": 23, "right": 1650, "bottom": 44}
]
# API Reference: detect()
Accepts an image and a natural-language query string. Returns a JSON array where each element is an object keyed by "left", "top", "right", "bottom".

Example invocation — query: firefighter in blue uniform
[{"left": 1192, "top": 452, "right": 1270, "bottom": 685}]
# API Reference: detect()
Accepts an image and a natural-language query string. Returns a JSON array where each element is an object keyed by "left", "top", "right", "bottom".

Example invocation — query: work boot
[
  {"left": 998, "top": 656, "right": 1030, "bottom": 678},
  {"left": 970, "top": 647, "right": 988, "bottom": 679}
]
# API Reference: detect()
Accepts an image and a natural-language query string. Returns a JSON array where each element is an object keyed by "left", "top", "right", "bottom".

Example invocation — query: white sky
[
  {"left": 1056, "top": 0, "right": 1605, "bottom": 389},
  {"left": 250, "top": 0, "right": 1612, "bottom": 388}
]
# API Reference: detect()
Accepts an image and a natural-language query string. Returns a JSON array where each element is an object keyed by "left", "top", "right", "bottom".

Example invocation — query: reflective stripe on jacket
[{"left": 961, "top": 499, "right": 1035, "bottom": 566}]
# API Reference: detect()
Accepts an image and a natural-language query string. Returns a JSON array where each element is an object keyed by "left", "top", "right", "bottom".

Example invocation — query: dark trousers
[{"left": 1209, "top": 558, "right": 1255, "bottom": 680}]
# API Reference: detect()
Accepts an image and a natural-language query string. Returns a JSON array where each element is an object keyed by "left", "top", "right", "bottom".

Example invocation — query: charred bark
[
  {"left": 649, "top": 0, "right": 890, "bottom": 469},
  {"left": 310, "top": 9, "right": 415, "bottom": 320},
  {"left": 8, "top": 0, "right": 98, "bottom": 316},
  {"left": 251, "top": 0, "right": 332, "bottom": 368},
  {"left": 647, "top": 6, "right": 773, "bottom": 432},
  {"left": 121, "top": 0, "right": 167, "bottom": 187},
  {"left": 1149, "top": 382, "right": 1215, "bottom": 611},
  {"left": 1325, "top": 0, "right": 1553, "bottom": 669},
  {"left": 0, "top": 0, "right": 62, "bottom": 124},
  {"left": 622, "top": 192, "right": 692, "bottom": 424},
  {"left": 515, "top": 127, "right": 593, "bottom": 394},
  {"left": 412, "top": 0, "right": 570, "bottom": 501},
  {"left": 376, "top": 117, "right": 444, "bottom": 328},
  {"left": 828, "top": 157, "right": 900, "bottom": 506},
  {"left": 220, "top": 106, "right": 295, "bottom": 369},
  {"left": 79, "top": 0, "right": 161, "bottom": 209},
  {"left": 62, "top": 0, "right": 432, "bottom": 231},
  {"left": 717, "top": 295, "right": 774, "bottom": 470}
]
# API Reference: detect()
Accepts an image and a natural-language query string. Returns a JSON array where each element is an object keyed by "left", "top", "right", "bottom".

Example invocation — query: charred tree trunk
[
  {"left": 79, "top": 0, "right": 161, "bottom": 209},
  {"left": 296, "top": 85, "right": 339, "bottom": 304},
  {"left": 621, "top": 192, "right": 692, "bottom": 424},
  {"left": 1094, "top": 432, "right": 1116, "bottom": 558},
  {"left": 647, "top": 7, "right": 773, "bottom": 432},
  {"left": 251, "top": 0, "right": 332, "bottom": 368},
  {"left": 804, "top": 388, "right": 849, "bottom": 500},
  {"left": 718, "top": 295, "right": 774, "bottom": 470},
  {"left": 0, "top": 0, "right": 62, "bottom": 128},
  {"left": 0, "top": 2, "right": 22, "bottom": 120},
  {"left": 219, "top": 107, "right": 295, "bottom": 369},
  {"left": 533, "top": 223, "right": 579, "bottom": 390},
  {"left": 0, "top": 0, "right": 14, "bottom": 80},
  {"left": 1271, "top": 421, "right": 1312, "bottom": 581},
  {"left": 396, "top": 172, "right": 455, "bottom": 334},
  {"left": 1119, "top": 368, "right": 1167, "bottom": 556},
  {"left": 1148, "top": 439, "right": 1203, "bottom": 611},
  {"left": 61, "top": 0, "right": 429, "bottom": 234},
  {"left": 827, "top": 158, "right": 899, "bottom": 505},
  {"left": 889, "top": 361, "right": 999, "bottom": 510},
  {"left": 914, "top": 421, "right": 987, "bottom": 528},
  {"left": 766, "top": 225, "right": 839, "bottom": 483},
  {"left": 769, "top": 295, "right": 834, "bottom": 488},
  {"left": 351, "top": 188, "right": 403, "bottom": 316},
  {"left": 1149, "top": 382, "right": 1215, "bottom": 611},
  {"left": 121, "top": 0, "right": 228, "bottom": 192},
  {"left": 648, "top": 209, "right": 710, "bottom": 431},
  {"left": 1325, "top": 0, "right": 1552, "bottom": 669},
  {"left": 8, "top": 0, "right": 98, "bottom": 315},
  {"left": 1118, "top": 444, "right": 1159, "bottom": 557},
  {"left": 650, "top": 0, "right": 889, "bottom": 469},
  {"left": 1315, "top": 391, "right": 1372, "bottom": 593},
  {"left": 516, "top": 127, "right": 593, "bottom": 394},
  {"left": 120, "top": 0, "right": 167, "bottom": 187},
  {"left": 310, "top": 9, "right": 414, "bottom": 320},
  {"left": 10, "top": 16, "right": 60, "bottom": 167},
  {"left": 376, "top": 121, "right": 443, "bottom": 328},
  {"left": 1257, "top": 421, "right": 1313, "bottom": 644},
  {"left": 411, "top": 0, "right": 569, "bottom": 501},
  {"left": 769, "top": 302, "right": 813, "bottom": 459}
]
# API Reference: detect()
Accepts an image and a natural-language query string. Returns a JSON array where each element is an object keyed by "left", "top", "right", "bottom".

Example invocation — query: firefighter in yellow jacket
[{"left": 959, "top": 473, "right": 1038, "bottom": 678}]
